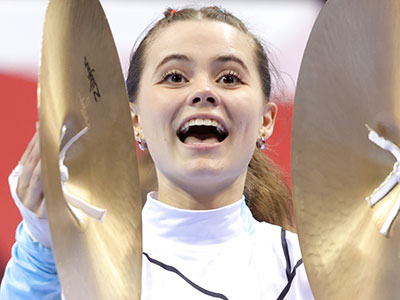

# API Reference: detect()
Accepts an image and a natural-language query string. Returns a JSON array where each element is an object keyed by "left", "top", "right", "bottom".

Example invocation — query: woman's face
[{"left": 133, "top": 20, "right": 276, "bottom": 196}]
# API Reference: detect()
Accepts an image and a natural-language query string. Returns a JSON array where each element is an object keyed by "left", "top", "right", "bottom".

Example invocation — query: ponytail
[{"left": 244, "top": 149, "right": 294, "bottom": 231}]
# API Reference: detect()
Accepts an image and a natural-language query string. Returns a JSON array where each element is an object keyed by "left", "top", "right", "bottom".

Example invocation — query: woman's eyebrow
[
  {"left": 213, "top": 55, "right": 249, "bottom": 74},
  {"left": 155, "top": 54, "right": 190, "bottom": 71}
]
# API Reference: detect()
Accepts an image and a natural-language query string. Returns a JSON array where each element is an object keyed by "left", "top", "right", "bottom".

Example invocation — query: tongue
[{"left": 185, "top": 136, "right": 219, "bottom": 144}]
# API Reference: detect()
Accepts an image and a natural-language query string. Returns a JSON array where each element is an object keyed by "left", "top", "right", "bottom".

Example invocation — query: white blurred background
[{"left": 0, "top": 0, "right": 323, "bottom": 91}]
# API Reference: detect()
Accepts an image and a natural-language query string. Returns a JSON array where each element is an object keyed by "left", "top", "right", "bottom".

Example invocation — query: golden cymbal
[
  {"left": 292, "top": 0, "right": 400, "bottom": 299},
  {"left": 38, "top": 0, "right": 142, "bottom": 299}
]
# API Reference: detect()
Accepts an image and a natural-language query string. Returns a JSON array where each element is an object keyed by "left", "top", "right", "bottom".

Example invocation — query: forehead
[{"left": 146, "top": 20, "right": 256, "bottom": 67}]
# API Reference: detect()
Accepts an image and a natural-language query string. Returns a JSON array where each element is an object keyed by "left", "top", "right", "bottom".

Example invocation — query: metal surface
[
  {"left": 292, "top": 0, "right": 400, "bottom": 299},
  {"left": 38, "top": 0, "right": 142, "bottom": 299}
]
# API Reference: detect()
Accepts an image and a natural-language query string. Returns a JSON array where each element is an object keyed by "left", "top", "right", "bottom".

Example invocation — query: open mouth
[{"left": 177, "top": 118, "right": 229, "bottom": 144}]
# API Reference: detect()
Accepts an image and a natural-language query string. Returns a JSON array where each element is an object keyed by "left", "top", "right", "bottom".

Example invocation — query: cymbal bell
[
  {"left": 292, "top": 0, "right": 400, "bottom": 299},
  {"left": 38, "top": 0, "right": 142, "bottom": 299}
]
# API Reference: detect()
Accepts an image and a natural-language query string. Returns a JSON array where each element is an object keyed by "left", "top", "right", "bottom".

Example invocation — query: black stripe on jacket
[{"left": 276, "top": 228, "right": 304, "bottom": 300}]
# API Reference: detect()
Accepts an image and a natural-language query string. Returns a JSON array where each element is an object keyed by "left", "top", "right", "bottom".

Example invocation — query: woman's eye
[
  {"left": 217, "top": 73, "right": 242, "bottom": 85},
  {"left": 162, "top": 71, "right": 187, "bottom": 84}
]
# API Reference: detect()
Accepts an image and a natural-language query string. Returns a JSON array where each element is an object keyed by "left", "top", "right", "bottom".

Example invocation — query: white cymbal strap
[
  {"left": 59, "top": 125, "right": 107, "bottom": 222},
  {"left": 366, "top": 125, "right": 400, "bottom": 236}
]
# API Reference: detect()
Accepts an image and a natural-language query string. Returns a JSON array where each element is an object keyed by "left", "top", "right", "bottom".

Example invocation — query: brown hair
[{"left": 126, "top": 6, "right": 294, "bottom": 231}]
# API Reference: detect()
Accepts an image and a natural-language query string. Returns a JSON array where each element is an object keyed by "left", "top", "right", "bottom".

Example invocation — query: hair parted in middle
[{"left": 126, "top": 6, "right": 294, "bottom": 231}]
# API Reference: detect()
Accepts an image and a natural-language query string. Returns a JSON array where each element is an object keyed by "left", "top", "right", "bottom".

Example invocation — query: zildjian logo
[{"left": 84, "top": 56, "right": 101, "bottom": 102}]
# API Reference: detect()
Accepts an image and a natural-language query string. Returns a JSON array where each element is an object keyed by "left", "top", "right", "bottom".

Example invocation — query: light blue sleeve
[{"left": 0, "top": 222, "right": 61, "bottom": 300}]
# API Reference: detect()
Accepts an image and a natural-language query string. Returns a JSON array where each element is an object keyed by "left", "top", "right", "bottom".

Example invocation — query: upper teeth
[{"left": 179, "top": 118, "right": 226, "bottom": 135}]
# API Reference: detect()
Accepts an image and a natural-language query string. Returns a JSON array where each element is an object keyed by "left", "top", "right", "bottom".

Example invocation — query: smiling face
[{"left": 132, "top": 20, "right": 276, "bottom": 207}]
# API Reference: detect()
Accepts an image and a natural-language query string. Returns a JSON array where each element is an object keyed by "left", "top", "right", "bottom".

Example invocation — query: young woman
[{"left": 0, "top": 7, "right": 314, "bottom": 300}]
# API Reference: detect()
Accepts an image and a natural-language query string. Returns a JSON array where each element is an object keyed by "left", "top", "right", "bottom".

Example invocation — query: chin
[
  {"left": 183, "top": 158, "right": 224, "bottom": 175},
  {"left": 179, "top": 160, "right": 243, "bottom": 186}
]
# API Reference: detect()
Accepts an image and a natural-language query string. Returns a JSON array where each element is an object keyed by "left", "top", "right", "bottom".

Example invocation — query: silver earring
[
  {"left": 256, "top": 137, "right": 266, "bottom": 150},
  {"left": 138, "top": 138, "right": 147, "bottom": 151}
]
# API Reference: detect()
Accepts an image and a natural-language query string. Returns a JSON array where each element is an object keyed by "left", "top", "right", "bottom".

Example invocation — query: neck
[{"left": 157, "top": 171, "right": 247, "bottom": 210}]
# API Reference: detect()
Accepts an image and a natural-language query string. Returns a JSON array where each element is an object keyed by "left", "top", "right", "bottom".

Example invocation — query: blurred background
[{"left": 0, "top": 0, "right": 324, "bottom": 281}]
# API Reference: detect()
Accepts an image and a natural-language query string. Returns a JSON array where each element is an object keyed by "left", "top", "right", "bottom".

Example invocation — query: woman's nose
[
  {"left": 192, "top": 94, "right": 216, "bottom": 104},
  {"left": 187, "top": 86, "right": 220, "bottom": 107}
]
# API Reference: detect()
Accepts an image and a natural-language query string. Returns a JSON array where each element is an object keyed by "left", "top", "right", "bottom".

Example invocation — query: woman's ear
[
  {"left": 259, "top": 101, "right": 278, "bottom": 140},
  {"left": 130, "top": 103, "right": 144, "bottom": 141}
]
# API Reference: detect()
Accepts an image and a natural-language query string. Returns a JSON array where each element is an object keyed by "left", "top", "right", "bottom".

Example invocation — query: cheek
[
  {"left": 139, "top": 91, "right": 178, "bottom": 141},
  {"left": 229, "top": 94, "right": 263, "bottom": 136}
]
